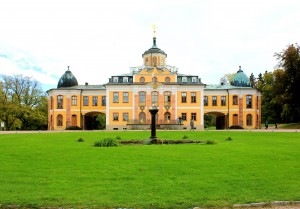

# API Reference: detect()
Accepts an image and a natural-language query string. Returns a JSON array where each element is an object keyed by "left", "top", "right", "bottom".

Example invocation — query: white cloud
[{"left": 0, "top": 0, "right": 299, "bottom": 89}]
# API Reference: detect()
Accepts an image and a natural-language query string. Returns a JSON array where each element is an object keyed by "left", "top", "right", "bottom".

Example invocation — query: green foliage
[
  {"left": 182, "top": 135, "right": 188, "bottom": 139},
  {"left": 94, "top": 138, "right": 118, "bottom": 147},
  {"left": 205, "top": 140, "right": 217, "bottom": 144},
  {"left": 77, "top": 138, "right": 84, "bottom": 142},
  {"left": 0, "top": 74, "right": 47, "bottom": 130},
  {"left": 96, "top": 114, "right": 106, "bottom": 130},
  {"left": 225, "top": 137, "right": 232, "bottom": 141},
  {"left": 115, "top": 136, "right": 122, "bottom": 140}
]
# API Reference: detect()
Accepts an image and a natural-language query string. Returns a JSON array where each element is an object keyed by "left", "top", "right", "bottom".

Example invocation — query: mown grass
[{"left": 0, "top": 131, "right": 299, "bottom": 208}]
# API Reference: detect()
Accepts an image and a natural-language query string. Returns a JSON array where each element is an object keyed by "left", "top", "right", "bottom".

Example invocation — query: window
[
  {"left": 140, "top": 77, "right": 145, "bottom": 83},
  {"left": 123, "top": 92, "right": 129, "bottom": 103},
  {"left": 113, "top": 92, "right": 119, "bottom": 103},
  {"left": 160, "top": 57, "right": 164, "bottom": 66},
  {"left": 153, "top": 56, "right": 157, "bottom": 66},
  {"left": 181, "top": 92, "right": 187, "bottom": 103},
  {"left": 113, "top": 113, "right": 119, "bottom": 121},
  {"left": 123, "top": 77, "right": 128, "bottom": 83},
  {"left": 113, "top": 77, "right": 118, "bottom": 83},
  {"left": 204, "top": 96, "right": 208, "bottom": 106},
  {"left": 151, "top": 91, "right": 158, "bottom": 107},
  {"left": 50, "top": 97, "right": 53, "bottom": 109},
  {"left": 102, "top": 96, "right": 106, "bottom": 106},
  {"left": 182, "top": 77, "right": 187, "bottom": 82},
  {"left": 152, "top": 77, "right": 157, "bottom": 82},
  {"left": 164, "top": 91, "right": 171, "bottom": 104},
  {"left": 191, "top": 92, "right": 196, "bottom": 103},
  {"left": 57, "top": 95, "right": 63, "bottom": 109},
  {"left": 72, "top": 96, "right": 77, "bottom": 106},
  {"left": 139, "top": 91, "right": 146, "bottom": 106},
  {"left": 233, "top": 95, "right": 238, "bottom": 105},
  {"left": 246, "top": 114, "right": 252, "bottom": 126},
  {"left": 92, "top": 96, "right": 98, "bottom": 106},
  {"left": 212, "top": 96, "right": 217, "bottom": 106},
  {"left": 192, "top": 77, "right": 197, "bottom": 82},
  {"left": 181, "top": 113, "right": 187, "bottom": 121},
  {"left": 123, "top": 113, "right": 128, "bottom": 121},
  {"left": 221, "top": 96, "right": 226, "bottom": 106},
  {"left": 165, "top": 77, "right": 170, "bottom": 82},
  {"left": 246, "top": 95, "right": 252, "bottom": 108},
  {"left": 191, "top": 113, "right": 197, "bottom": 121},
  {"left": 83, "top": 96, "right": 89, "bottom": 106},
  {"left": 145, "top": 58, "right": 148, "bottom": 66},
  {"left": 57, "top": 114, "right": 63, "bottom": 126}
]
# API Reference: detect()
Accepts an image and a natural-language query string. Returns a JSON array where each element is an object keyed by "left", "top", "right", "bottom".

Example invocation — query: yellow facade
[{"left": 47, "top": 35, "right": 261, "bottom": 130}]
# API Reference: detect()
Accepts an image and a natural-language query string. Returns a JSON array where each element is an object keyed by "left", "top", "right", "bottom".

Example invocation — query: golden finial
[{"left": 152, "top": 24, "right": 156, "bottom": 37}]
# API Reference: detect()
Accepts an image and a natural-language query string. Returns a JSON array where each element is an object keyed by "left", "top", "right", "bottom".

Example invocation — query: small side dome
[
  {"left": 231, "top": 66, "right": 250, "bottom": 87},
  {"left": 57, "top": 66, "right": 78, "bottom": 88}
]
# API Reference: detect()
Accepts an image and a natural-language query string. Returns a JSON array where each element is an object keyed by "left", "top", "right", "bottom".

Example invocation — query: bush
[
  {"left": 182, "top": 135, "right": 188, "bottom": 139},
  {"left": 205, "top": 140, "right": 217, "bottom": 145},
  {"left": 77, "top": 138, "right": 84, "bottom": 142},
  {"left": 115, "top": 136, "right": 122, "bottom": 140},
  {"left": 66, "top": 126, "right": 82, "bottom": 130},
  {"left": 229, "top": 125, "right": 244, "bottom": 129},
  {"left": 225, "top": 137, "right": 232, "bottom": 141},
  {"left": 94, "top": 138, "right": 118, "bottom": 147}
]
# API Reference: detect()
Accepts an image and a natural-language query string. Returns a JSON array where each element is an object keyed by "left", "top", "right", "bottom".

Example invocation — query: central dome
[
  {"left": 231, "top": 66, "right": 250, "bottom": 87},
  {"left": 142, "top": 37, "right": 167, "bottom": 57}
]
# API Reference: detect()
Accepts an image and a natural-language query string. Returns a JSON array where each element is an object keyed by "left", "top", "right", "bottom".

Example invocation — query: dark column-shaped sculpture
[{"left": 149, "top": 107, "right": 159, "bottom": 142}]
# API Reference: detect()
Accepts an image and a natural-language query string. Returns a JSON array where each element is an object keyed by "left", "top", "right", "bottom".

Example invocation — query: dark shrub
[
  {"left": 225, "top": 137, "right": 232, "bottom": 141},
  {"left": 229, "top": 125, "right": 244, "bottom": 129},
  {"left": 66, "top": 126, "right": 82, "bottom": 130},
  {"left": 94, "top": 138, "right": 118, "bottom": 147},
  {"left": 115, "top": 136, "right": 122, "bottom": 140},
  {"left": 205, "top": 140, "right": 217, "bottom": 144},
  {"left": 182, "top": 135, "right": 188, "bottom": 139},
  {"left": 77, "top": 138, "right": 84, "bottom": 142}
]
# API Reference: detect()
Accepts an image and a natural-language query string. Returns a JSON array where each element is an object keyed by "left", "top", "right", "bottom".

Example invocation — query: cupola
[
  {"left": 231, "top": 66, "right": 250, "bottom": 87},
  {"left": 57, "top": 66, "right": 78, "bottom": 88}
]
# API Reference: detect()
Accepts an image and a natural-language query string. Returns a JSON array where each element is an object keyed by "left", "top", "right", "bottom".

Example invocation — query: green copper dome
[
  {"left": 231, "top": 66, "right": 250, "bottom": 87},
  {"left": 142, "top": 37, "right": 167, "bottom": 57},
  {"left": 57, "top": 67, "right": 78, "bottom": 88}
]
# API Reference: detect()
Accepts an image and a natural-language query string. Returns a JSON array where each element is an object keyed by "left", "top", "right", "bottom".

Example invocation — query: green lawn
[{"left": 0, "top": 131, "right": 299, "bottom": 208}]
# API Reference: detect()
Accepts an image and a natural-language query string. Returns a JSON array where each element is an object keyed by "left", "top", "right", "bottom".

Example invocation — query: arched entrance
[
  {"left": 83, "top": 111, "right": 106, "bottom": 130},
  {"left": 204, "top": 112, "right": 228, "bottom": 130}
]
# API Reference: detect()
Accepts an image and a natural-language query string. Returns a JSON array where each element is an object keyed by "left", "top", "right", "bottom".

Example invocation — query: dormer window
[
  {"left": 192, "top": 77, "right": 197, "bottom": 82},
  {"left": 123, "top": 77, "right": 128, "bottom": 83},
  {"left": 113, "top": 77, "right": 119, "bottom": 83},
  {"left": 182, "top": 77, "right": 187, "bottom": 82},
  {"left": 145, "top": 58, "right": 149, "bottom": 66}
]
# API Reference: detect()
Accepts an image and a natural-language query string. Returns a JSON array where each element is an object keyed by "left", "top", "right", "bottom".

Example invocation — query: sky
[{"left": 0, "top": 0, "right": 299, "bottom": 91}]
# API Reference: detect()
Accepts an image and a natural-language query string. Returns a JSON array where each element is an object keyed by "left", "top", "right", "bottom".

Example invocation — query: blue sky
[{"left": 0, "top": 0, "right": 299, "bottom": 91}]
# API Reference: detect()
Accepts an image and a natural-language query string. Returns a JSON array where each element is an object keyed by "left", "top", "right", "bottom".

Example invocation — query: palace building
[{"left": 47, "top": 33, "right": 261, "bottom": 130}]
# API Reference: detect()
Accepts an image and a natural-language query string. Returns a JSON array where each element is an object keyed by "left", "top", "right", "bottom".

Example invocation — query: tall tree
[
  {"left": 0, "top": 74, "right": 48, "bottom": 130},
  {"left": 275, "top": 44, "right": 300, "bottom": 122}
]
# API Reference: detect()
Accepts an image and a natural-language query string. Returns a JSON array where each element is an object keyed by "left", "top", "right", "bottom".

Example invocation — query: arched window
[
  {"left": 165, "top": 77, "right": 170, "bottom": 83},
  {"left": 140, "top": 77, "right": 145, "bottom": 83},
  {"left": 57, "top": 114, "right": 63, "bottom": 126},
  {"left": 152, "top": 77, "right": 157, "bottom": 82},
  {"left": 71, "top": 114, "right": 77, "bottom": 126},
  {"left": 246, "top": 114, "right": 252, "bottom": 126},
  {"left": 152, "top": 91, "right": 158, "bottom": 107},
  {"left": 57, "top": 95, "right": 63, "bottom": 109},
  {"left": 139, "top": 112, "right": 146, "bottom": 124},
  {"left": 153, "top": 56, "right": 157, "bottom": 66},
  {"left": 145, "top": 58, "right": 149, "bottom": 66}
]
